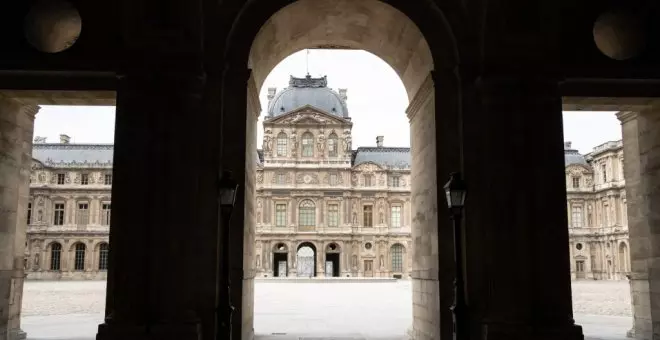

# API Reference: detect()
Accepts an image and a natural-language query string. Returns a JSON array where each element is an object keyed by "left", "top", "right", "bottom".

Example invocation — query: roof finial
[{"left": 306, "top": 49, "right": 310, "bottom": 76}]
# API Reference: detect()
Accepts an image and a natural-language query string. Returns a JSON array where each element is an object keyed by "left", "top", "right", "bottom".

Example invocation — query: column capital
[
  {"left": 21, "top": 104, "right": 40, "bottom": 119},
  {"left": 616, "top": 111, "right": 638, "bottom": 124}
]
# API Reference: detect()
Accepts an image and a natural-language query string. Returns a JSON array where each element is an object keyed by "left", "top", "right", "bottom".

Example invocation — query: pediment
[
  {"left": 353, "top": 162, "right": 383, "bottom": 173},
  {"left": 566, "top": 164, "right": 591, "bottom": 175},
  {"left": 267, "top": 105, "right": 347, "bottom": 125}
]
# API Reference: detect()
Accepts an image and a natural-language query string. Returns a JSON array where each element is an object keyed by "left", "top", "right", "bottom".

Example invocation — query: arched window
[
  {"left": 391, "top": 244, "right": 404, "bottom": 272},
  {"left": 298, "top": 200, "right": 316, "bottom": 230},
  {"left": 98, "top": 243, "right": 109, "bottom": 270},
  {"left": 328, "top": 133, "right": 338, "bottom": 157},
  {"left": 50, "top": 243, "right": 62, "bottom": 271},
  {"left": 302, "top": 132, "right": 314, "bottom": 157},
  {"left": 277, "top": 132, "right": 288, "bottom": 156},
  {"left": 74, "top": 243, "right": 86, "bottom": 271}
]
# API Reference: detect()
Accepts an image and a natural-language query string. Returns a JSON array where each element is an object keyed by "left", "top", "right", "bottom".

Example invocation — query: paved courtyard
[{"left": 20, "top": 279, "right": 632, "bottom": 340}]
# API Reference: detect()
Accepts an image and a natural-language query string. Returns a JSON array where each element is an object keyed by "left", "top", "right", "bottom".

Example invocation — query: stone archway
[
  {"left": 218, "top": 1, "right": 465, "bottom": 339},
  {"left": 296, "top": 242, "right": 317, "bottom": 278}
]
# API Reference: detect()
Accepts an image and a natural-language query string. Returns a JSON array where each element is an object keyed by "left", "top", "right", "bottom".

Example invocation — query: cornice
[
  {"left": 616, "top": 111, "right": 637, "bottom": 124},
  {"left": 406, "top": 73, "right": 434, "bottom": 121}
]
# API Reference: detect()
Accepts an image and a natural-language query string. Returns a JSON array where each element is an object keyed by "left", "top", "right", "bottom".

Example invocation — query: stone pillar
[
  {"left": 462, "top": 76, "right": 582, "bottom": 340},
  {"left": 617, "top": 110, "right": 659, "bottom": 340},
  {"left": 95, "top": 0, "right": 211, "bottom": 337},
  {"left": 0, "top": 98, "right": 38, "bottom": 340}
]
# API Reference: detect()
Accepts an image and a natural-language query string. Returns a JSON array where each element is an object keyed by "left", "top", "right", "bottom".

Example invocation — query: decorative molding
[{"left": 405, "top": 72, "right": 434, "bottom": 121}]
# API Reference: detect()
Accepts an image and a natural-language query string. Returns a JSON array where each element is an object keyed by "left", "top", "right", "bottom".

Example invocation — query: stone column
[
  {"left": 96, "top": 0, "right": 210, "bottom": 337},
  {"left": 462, "top": 76, "right": 582, "bottom": 340},
  {"left": 0, "top": 98, "right": 38, "bottom": 340},
  {"left": 617, "top": 110, "right": 658, "bottom": 340}
]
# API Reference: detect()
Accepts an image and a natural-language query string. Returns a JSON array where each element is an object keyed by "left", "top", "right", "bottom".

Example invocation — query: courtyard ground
[{"left": 20, "top": 280, "right": 632, "bottom": 340}]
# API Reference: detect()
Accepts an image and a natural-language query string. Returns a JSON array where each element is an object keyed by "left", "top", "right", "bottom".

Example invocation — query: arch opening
[
  {"left": 226, "top": 0, "right": 462, "bottom": 339},
  {"left": 296, "top": 242, "right": 317, "bottom": 278}
]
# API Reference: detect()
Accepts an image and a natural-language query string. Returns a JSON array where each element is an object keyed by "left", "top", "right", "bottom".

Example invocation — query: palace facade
[
  {"left": 23, "top": 79, "right": 630, "bottom": 281},
  {"left": 565, "top": 140, "right": 630, "bottom": 280},
  {"left": 25, "top": 135, "right": 112, "bottom": 280},
  {"left": 254, "top": 75, "right": 413, "bottom": 278}
]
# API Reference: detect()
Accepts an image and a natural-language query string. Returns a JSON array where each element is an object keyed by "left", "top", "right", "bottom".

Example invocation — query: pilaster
[
  {"left": 617, "top": 108, "right": 660, "bottom": 340},
  {"left": 0, "top": 98, "right": 38, "bottom": 340}
]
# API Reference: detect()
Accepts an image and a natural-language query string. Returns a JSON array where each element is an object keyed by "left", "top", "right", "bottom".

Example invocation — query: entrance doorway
[
  {"left": 296, "top": 243, "right": 316, "bottom": 278},
  {"left": 364, "top": 260, "right": 373, "bottom": 277},
  {"left": 325, "top": 243, "right": 340, "bottom": 277},
  {"left": 272, "top": 243, "right": 288, "bottom": 277}
]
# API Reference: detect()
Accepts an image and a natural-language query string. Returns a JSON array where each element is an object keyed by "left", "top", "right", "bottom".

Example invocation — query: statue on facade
[
  {"left": 263, "top": 135, "right": 272, "bottom": 152},
  {"left": 291, "top": 134, "right": 298, "bottom": 152},
  {"left": 317, "top": 134, "right": 325, "bottom": 153},
  {"left": 380, "top": 255, "right": 385, "bottom": 268},
  {"left": 352, "top": 255, "right": 358, "bottom": 268},
  {"left": 379, "top": 207, "right": 384, "bottom": 224},
  {"left": 343, "top": 136, "right": 352, "bottom": 152},
  {"left": 33, "top": 253, "right": 40, "bottom": 270},
  {"left": 37, "top": 210, "right": 43, "bottom": 222},
  {"left": 352, "top": 211, "right": 357, "bottom": 224},
  {"left": 256, "top": 255, "right": 261, "bottom": 268}
]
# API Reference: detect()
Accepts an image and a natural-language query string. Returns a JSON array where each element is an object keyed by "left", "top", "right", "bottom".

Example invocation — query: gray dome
[
  {"left": 564, "top": 142, "right": 588, "bottom": 166},
  {"left": 267, "top": 75, "right": 348, "bottom": 118}
]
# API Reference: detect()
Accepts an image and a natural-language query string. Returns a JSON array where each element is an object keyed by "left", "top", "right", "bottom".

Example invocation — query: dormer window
[
  {"left": 57, "top": 173, "right": 65, "bottom": 185},
  {"left": 572, "top": 176, "right": 580, "bottom": 189}
]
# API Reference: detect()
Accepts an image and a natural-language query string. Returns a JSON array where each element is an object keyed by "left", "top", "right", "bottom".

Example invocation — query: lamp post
[
  {"left": 218, "top": 170, "right": 238, "bottom": 340},
  {"left": 443, "top": 172, "right": 468, "bottom": 340}
]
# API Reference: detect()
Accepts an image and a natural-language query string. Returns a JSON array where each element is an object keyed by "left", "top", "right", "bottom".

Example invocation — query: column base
[
  {"left": 97, "top": 321, "right": 201, "bottom": 340},
  {"left": 9, "top": 328, "right": 27, "bottom": 340},
  {"left": 626, "top": 328, "right": 635, "bottom": 338},
  {"left": 483, "top": 322, "right": 584, "bottom": 340}
]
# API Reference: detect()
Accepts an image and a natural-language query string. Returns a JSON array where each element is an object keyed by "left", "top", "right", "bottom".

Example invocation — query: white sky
[{"left": 33, "top": 49, "right": 621, "bottom": 155}]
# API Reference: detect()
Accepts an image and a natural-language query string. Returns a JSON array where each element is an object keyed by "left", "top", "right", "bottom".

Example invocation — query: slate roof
[
  {"left": 352, "top": 147, "right": 411, "bottom": 170},
  {"left": 564, "top": 142, "right": 588, "bottom": 167},
  {"left": 32, "top": 143, "right": 113, "bottom": 167},
  {"left": 267, "top": 75, "right": 349, "bottom": 118}
]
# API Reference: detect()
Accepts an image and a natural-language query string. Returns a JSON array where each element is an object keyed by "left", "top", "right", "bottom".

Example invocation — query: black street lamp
[
  {"left": 218, "top": 170, "right": 238, "bottom": 340},
  {"left": 443, "top": 172, "right": 468, "bottom": 340}
]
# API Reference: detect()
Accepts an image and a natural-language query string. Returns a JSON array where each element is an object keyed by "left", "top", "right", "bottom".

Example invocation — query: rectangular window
[
  {"left": 572, "top": 206, "right": 583, "bottom": 228},
  {"left": 27, "top": 202, "right": 32, "bottom": 225},
  {"left": 391, "top": 206, "right": 402, "bottom": 227},
  {"left": 57, "top": 173, "right": 65, "bottom": 185},
  {"left": 101, "top": 203, "right": 111, "bottom": 226},
  {"left": 104, "top": 174, "right": 113, "bottom": 185},
  {"left": 81, "top": 173, "right": 89, "bottom": 185},
  {"left": 330, "top": 174, "right": 338, "bottom": 186},
  {"left": 277, "top": 137, "right": 287, "bottom": 156},
  {"left": 277, "top": 173, "right": 286, "bottom": 184},
  {"left": 77, "top": 203, "right": 89, "bottom": 226},
  {"left": 572, "top": 176, "right": 580, "bottom": 188},
  {"left": 275, "top": 204, "right": 287, "bottom": 227},
  {"left": 54, "top": 203, "right": 65, "bottom": 225},
  {"left": 602, "top": 164, "right": 607, "bottom": 182},
  {"left": 328, "top": 204, "right": 339, "bottom": 227},
  {"left": 363, "top": 205, "right": 373, "bottom": 227},
  {"left": 364, "top": 175, "right": 372, "bottom": 187},
  {"left": 391, "top": 177, "right": 400, "bottom": 187}
]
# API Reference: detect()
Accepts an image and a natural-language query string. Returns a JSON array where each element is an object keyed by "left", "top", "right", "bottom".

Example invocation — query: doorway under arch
[
  {"left": 325, "top": 242, "right": 341, "bottom": 277},
  {"left": 296, "top": 242, "right": 317, "bottom": 278},
  {"left": 272, "top": 243, "right": 289, "bottom": 277},
  {"left": 220, "top": 0, "right": 464, "bottom": 339}
]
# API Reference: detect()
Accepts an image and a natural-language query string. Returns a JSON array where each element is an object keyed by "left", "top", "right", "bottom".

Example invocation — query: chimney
[
  {"left": 338, "top": 88, "right": 347, "bottom": 102},
  {"left": 267, "top": 87, "right": 277, "bottom": 104},
  {"left": 564, "top": 141, "right": 572, "bottom": 149},
  {"left": 376, "top": 136, "right": 384, "bottom": 147},
  {"left": 33, "top": 136, "right": 47, "bottom": 144},
  {"left": 60, "top": 134, "right": 70, "bottom": 144}
]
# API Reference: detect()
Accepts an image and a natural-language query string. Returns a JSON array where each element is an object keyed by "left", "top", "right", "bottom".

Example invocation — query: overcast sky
[{"left": 34, "top": 50, "right": 621, "bottom": 155}]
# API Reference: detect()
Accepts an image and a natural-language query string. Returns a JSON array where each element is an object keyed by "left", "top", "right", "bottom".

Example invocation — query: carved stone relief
[
  {"left": 296, "top": 172, "right": 320, "bottom": 185},
  {"left": 256, "top": 172, "right": 263, "bottom": 184}
]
